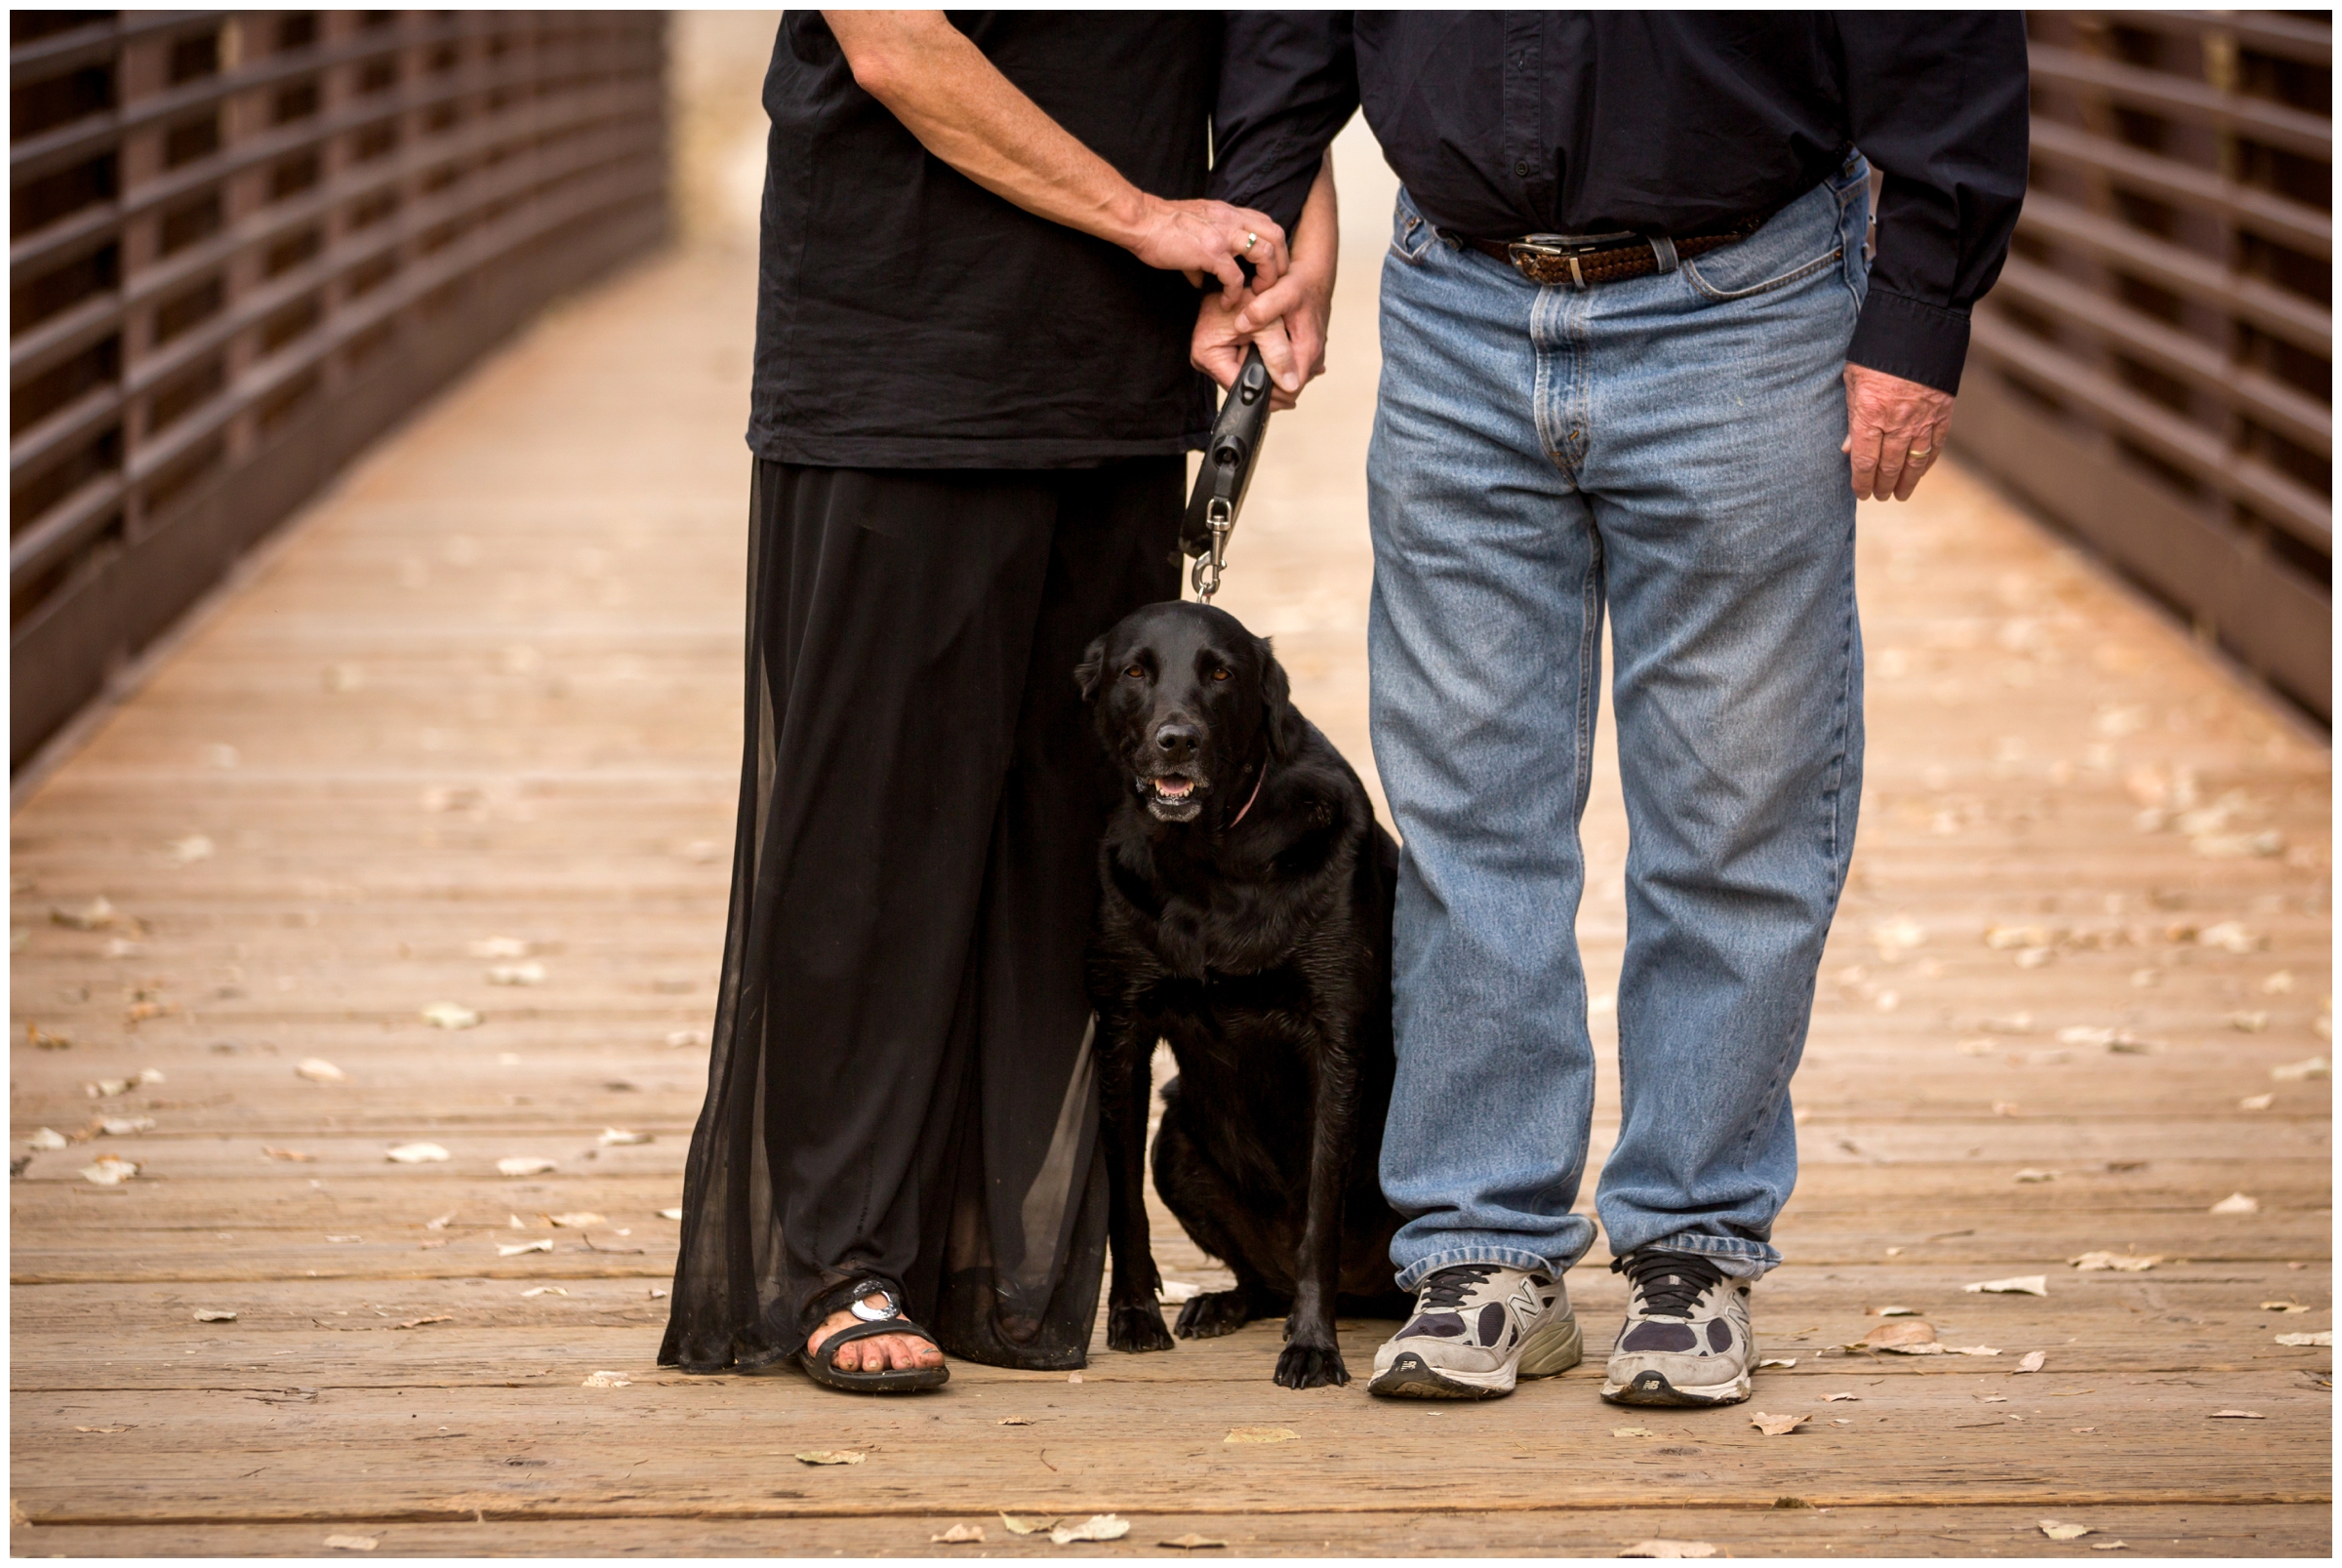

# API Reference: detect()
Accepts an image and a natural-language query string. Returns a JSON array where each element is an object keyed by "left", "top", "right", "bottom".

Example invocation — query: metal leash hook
[
  {"left": 1192, "top": 499, "right": 1233, "bottom": 603},
  {"left": 1181, "top": 345, "right": 1273, "bottom": 605}
]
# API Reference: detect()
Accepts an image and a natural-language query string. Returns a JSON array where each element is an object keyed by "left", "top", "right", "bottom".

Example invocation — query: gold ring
[
  {"left": 1242, "top": 232, "right": 1258, "bottom": 253},
  {"left": 1909, "top": 445, "right": 1934, "bottom": 458}
]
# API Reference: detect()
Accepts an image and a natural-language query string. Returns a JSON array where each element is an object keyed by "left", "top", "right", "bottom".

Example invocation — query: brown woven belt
[{"left": 1450, "top": 213, "right": 1772, "bottom": 289}]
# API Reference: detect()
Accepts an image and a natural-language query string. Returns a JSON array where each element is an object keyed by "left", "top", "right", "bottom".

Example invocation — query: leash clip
[{"left": 1191, "top": 499, "right": 1233, "bottom": 603}]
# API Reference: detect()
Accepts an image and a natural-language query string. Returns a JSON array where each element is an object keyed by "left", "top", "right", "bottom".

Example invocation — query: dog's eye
[
  {"left": 1211, "top": 667, "right": 1232, "bottom": 681},
  {"left": 1123, "top": 664, "right": 1146, "bottom": 680}
]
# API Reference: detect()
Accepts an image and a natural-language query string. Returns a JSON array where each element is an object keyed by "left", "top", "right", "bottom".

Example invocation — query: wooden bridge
[{"left": 10, "top": 43, "right": 2331, "bottom": 1565}]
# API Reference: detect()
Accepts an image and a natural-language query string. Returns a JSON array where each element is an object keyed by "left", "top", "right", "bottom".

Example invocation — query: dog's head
[{"left": 1076, "top": 601, "right": 1301, "bottom": 825}]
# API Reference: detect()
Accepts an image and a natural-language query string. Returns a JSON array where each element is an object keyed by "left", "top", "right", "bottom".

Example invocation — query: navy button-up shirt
[{"left": 1210, "top": 13, "right": 2030, "bottom": 394}]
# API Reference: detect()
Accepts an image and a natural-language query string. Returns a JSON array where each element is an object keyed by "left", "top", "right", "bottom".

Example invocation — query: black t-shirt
[{"left": 749, "top": 13, "right": 1221, "bottom": 469}]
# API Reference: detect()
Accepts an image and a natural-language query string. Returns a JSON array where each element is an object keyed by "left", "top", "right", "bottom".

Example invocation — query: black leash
[{"left": 1181, "top": 344, "right": 1273, "bottom": 604}]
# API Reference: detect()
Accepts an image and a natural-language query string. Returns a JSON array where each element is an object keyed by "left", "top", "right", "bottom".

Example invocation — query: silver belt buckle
[{"left": 1507, "top": 230, "right": 1640, "bottom": 290}]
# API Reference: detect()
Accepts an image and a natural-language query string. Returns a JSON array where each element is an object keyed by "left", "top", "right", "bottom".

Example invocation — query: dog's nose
[{"left": 1153, "top": 722, "right": 1198, "bottom": 762}]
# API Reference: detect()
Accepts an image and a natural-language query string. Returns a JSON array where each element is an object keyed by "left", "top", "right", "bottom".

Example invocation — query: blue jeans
[{"left": 1370, "top": 160, "right": 1872, "bottom": 1290}]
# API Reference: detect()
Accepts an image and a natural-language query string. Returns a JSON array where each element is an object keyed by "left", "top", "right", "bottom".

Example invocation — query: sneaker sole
[
  {"left": 1599, "top": 1366, "right": 1753, "bottom": 1407},
  {"left": 1369, "top": 1314, "right": 1582, "bottom": 1401}
]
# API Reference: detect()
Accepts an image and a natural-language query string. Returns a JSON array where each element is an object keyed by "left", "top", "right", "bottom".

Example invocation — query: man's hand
[
  {"left": 1191, "top": 154, "right": 1337, "bottom": 411},
  {"left": 1842, "top": 363, "right": 1954, "bottom": 502},
  {"left": 1134, "top": 199, "right": 1288, "bottom": 300}
]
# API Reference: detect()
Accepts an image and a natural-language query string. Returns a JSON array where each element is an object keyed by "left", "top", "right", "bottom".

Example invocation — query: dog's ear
[
  {"left": 1073, "top": 635, "right": 1109, "bottom": 703},
  {"left": 1257, "top": 635, "right": 1307, "bottom": 764}
]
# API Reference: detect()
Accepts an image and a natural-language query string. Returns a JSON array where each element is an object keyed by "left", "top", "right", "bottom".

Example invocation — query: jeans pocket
[
  {"left": 1390, "top": 186, "right": 1437, "bottom": 265},
  {"left": 1683, "top": 240, "right": 1843, "bottom": 302}
]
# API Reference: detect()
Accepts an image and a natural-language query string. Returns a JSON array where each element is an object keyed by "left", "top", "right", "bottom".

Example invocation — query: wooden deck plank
[{"left": 9, "top": 112, "right": 2328, "bottom": 1553}]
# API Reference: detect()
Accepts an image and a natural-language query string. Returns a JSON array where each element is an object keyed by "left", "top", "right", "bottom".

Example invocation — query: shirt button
[{"left": 1514, "top": 160, "right": 1534, "bottom": 178}]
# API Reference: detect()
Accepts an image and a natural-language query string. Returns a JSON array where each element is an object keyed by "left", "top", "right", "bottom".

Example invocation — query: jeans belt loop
[{"left": 1647, "top": 234, "right": 1678, "bottom": 275}]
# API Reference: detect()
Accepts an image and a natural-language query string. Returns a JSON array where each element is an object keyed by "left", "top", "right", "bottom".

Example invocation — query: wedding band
[
  {"left": 1909, "top": 445, "right": 1934, "bottom": 457},
  {"left": 1242, "top": 232, "right": 1258, "bottom": 253}
]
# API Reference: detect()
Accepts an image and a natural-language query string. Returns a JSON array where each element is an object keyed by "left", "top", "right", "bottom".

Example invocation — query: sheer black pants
[{"left": 660, "top": 458, "right": 1182, "bottom": 1373}]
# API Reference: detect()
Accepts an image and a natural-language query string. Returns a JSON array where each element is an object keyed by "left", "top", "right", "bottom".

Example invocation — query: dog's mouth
[{"left": 1140, "top": 772, "right": 1205, "bottom": 822}]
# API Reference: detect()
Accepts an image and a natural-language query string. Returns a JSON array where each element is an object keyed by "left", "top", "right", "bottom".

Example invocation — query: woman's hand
[
  {"left": 828, "top": 12, "right": 1280, "bottom": 294},
  {"left": 1131, "top": 198, "right": 1287, "bottom": 299}
]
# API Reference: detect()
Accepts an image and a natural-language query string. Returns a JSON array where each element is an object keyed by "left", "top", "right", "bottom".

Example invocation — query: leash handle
[{"left": 1182, "top": 344, "right": 1272, "bottom": 604}]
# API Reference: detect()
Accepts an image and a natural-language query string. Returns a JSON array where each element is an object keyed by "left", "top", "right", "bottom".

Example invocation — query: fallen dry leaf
[
  {"left": 930, "top": 1524, "right": 985, "bottom": 1544},
  {"left": 98, "top": 1116, "right": 154, "bottom": 1137},
  {"left": 2261, "top": 1301, "right": 2315, "bottom": 1312},
  {"left": 497, "top": 1156, "right": 557, "bottom": 1178},
  {"left": 261, "top": 1146, "right": 318, "bottom": 1162},
  {"left": 2271, "top": 1056, "right": 2328, "bottom": 1082},
  {"left": 545, "top": 1212, "right": 607, "bottom": 1228},
  {"left": 1613, "top": 1426, "right": 1657, "bottom": 1438},
  {"left": 1618, "top": 1542, "right": 1716, "bottom": 1559},
  {"left": 166, "top": 834, "right": 215, "bottom": 865},
  {"left": 2209, "top": 1410, "right": 2266, "bottom": 1419},
  {"left": 2069, "top": 1251, "right": 2160, "bottom": 1272},
  {"left": 26, "top": 1129, "right": 66, "bottom": 1151},
  {"left": 1964, "top": 1275, "right": 2048, "bottom": 1297},
  {"left": 793, "top": 1449, "right": 861, "bottom": 1465},
  {"left": 498, "top": 1239, "right": 553, "bottom": 1257},
  {"left": 1050, "top": 1515, "right": 1130, "bottom": 1545},
  {"left": 2240, "top": 1092, "right": 2277, "bottom": 1110},
  {"left": 387, "top": 1316, "right": 452, "bottom": 1331},
  {"left": 520, "top": 1286, "right": 568, "bottom": 1299},
  {"left": 1866, "top": 1305, "right": 1920, "bottom": 1317},
  {"left": 422, "top": 1002, "right": 482, "bottom": 1030},
  {"left": 80, "top": 1154, "right": 139, "bottom": 1186},
  {"left": 1157, "top": 1279, "right": 1202, "bottom": 1303},
  {"left": 487, "top": 962, "right": 545, "bottom": 986},
  {"left": 2039, "top": 1522, "right": 2092, "bottom": 1542},
  {"left": 597, "top": 1128, "right": 653, "bottom": 1146},
  {"left": 658, "top": 1207, "right": 683, "bottom": 1220},
  {"left": 75, "top": 1426, "right": 131, "bottom": 1433},
  {"left": 1067, "top": 1372, "right": 1083, "bottom": 1384},
  {"left": 2014, "top": 1350, "right": 2047, "bottom": 1374},
  {"left": 2275, "top": 1331, "right": 2333, "bottom": 1347},
  {"left": 1857, "top": 1320, "right": 1937, "bottom": 1351},
  {"left": 2090, "top": 1543, "right": 2127, "bottom": 1551},
  {"left": 1756, "top": 1357, "right": 1797, "bottom": 1369},
  {"left": 582, "top": 1371, "right": 633, "bottom": 1389},
  {"left": 2208, "top": 1192, "right": 2260, "bottom": 1215},
  {"left": 1158, "top": 1534, "right": 1228, "bottom": 1549},
  {"left": 1224, "top": 1426, "right": 1297, "bottom": 1444},
  {"left": 52, "top": 897, "right": 125, "bottom": 931},
  {"left": 193, "top": 1308, "right": 238, "bottom": 1322},
  {"left": 27, "top": 1024, "right": 72, "bottom": 1051},
  {"left": 1822, "top": 1392, "right": 1860, "bottom": 1402},
  {"left": 323, "top": 1535, "right": 378, "bottom": 1551},
  {"left": 995, "top": 1416, "right": 1031, "bottom": 1426},
  {"left": 1749, "top": 1411, "right": 1808, "bottom": 1436},
  {"left": 424, "top": 1210, "right": 458, "bottom": 1230},
  {"left": 999, "top": 1515, "right": 1058, "bottom": 1536},
  {"left": 2199, "top": 921, "right": 2264, "bottom": 953},
  {"left": 385, "top": 1144, "right": 450, "bottom": 1164},
  {"left": 470, "top": 936, "right": 531, "bottom": 958},
  {"left": 295, "top": 1059, "right": 347, "bottom": 1084},
  {"left": 2013, "top": 1168, "right": 2058, "bottom": 1184}
]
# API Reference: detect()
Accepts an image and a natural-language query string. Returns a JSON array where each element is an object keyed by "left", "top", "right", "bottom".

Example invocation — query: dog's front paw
[
  {"left": 1174, "top": 1289, "right": 1256, "bottom": 1340},
  {"left": 1272, "top": 1340, "right": 1350, "bottom": 1389},
  {"left": 1108, "top": 1302, "right": 1176, "bottom": 1354}
]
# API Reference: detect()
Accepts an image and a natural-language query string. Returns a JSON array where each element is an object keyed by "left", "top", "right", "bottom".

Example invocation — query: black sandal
[{"left": 796, "top": 1277, "right": 949, "bottom": 1394}]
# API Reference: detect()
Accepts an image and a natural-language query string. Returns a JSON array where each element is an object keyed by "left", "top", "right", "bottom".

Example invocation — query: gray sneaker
[
  {"left": 1600, "top": 1249, "right": 1755, "bottom": 1407},
  {"left": 1367, "top": 1263, "right": 1583, "bottom": 1400}
]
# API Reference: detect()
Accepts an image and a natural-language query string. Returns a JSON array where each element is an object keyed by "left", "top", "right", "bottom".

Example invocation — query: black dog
[{"left": 1076, "top": 600, "right": 1406, "bottom": 1388}]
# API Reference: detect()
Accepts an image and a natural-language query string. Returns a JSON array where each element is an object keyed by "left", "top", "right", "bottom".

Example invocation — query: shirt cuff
[{"left": 1846, "top": 287, "right": 1971, "bottom": 396}]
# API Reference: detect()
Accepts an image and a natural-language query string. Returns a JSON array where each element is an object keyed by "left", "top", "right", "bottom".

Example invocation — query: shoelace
[
  {"left": 1612, "top": 1250, "right": 1725, "bottom": 1319},
  {"left": 1415, "top": 1263, "right": 1503, "bottom": 1311}
]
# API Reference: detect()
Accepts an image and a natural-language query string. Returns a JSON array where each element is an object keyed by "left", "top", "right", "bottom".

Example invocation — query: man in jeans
[{"left": 1207, "top": 17, "right": 2029, "bottom": 1404}]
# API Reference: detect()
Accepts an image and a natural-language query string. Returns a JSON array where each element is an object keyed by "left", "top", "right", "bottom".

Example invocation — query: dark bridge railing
[
  {"left": 11, "top": 10, "right": 669, "bottom": 769},
  {"left": 1959, "top": 11, "right": 2330, "bottom": 722}
]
